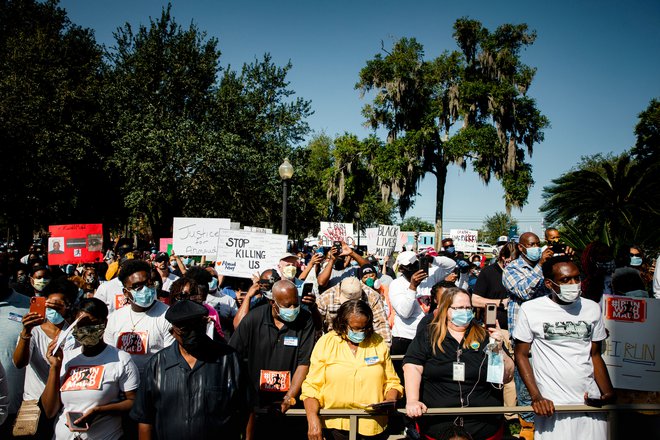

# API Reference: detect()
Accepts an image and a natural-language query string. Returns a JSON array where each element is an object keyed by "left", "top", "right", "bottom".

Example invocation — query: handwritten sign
[
  {"left": 366, "top": 225, "right": 401, "bottom": 257},
  {"left": 172, "top": 217, "right": 230, "bottom": 257},
  {"left": 215, "top": 229, "right": 288, "bottom": 278},
  {"left": 450, "top": 229, "right": 478, "bottom": 253},
  {"left": 244, "top": 226, "right": 273, "bottom": 234},
  {"left": 319, "top": 222, "right": 354, "bottom": 247},
  {"left": 48, "top": 224, "right": 104, "bottom": 265},
  {"left": 601, "top": 295, "right": 660, "bottom": 391}
]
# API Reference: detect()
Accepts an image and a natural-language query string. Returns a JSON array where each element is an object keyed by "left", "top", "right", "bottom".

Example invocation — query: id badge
[{"left": 453, "top": 362, "right": 465, "bottom": 382}]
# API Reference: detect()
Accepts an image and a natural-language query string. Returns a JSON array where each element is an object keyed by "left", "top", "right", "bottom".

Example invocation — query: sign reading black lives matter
[
  {"left": 215, "top": 229, "right": 288, "bottom": 278},
  {"left": 373, "top": 225, "right": 400, "bottom": 257}
]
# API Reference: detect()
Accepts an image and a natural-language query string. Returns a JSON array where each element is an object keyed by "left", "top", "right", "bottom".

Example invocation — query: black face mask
[
  {"left": 334, "top": 257, "right": 345, "bottom": 271},
  {"left": 179, "top": 323, "right": 209, "bottom": 352}
]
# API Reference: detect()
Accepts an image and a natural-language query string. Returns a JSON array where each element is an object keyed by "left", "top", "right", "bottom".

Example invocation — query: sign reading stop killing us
[
  {"left": 215, "top": 230, "right": 288, "bottom": 278},
  {"left": 172, "top": 217, "right": 231, "bottom": 257}
]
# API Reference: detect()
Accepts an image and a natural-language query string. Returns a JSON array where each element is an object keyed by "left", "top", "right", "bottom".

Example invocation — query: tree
[
  {"left": 0, "top": 0, "right": 110, "bottom": 248},
  {"left": 399, "top": 217, "right": 435, "bottom": 232},
  {"left": 540, "top": 153, "right": 660, "bottom": 252},
  {"left": 356, "top": 19, "right": 548, "bottom": 245},
  {"left": 105, "top": 5, "right": 312, "bottom": 240},
  {"left": 481, "top": 212, "right": 517, "bottom": 243},
  {"left": 631, "top": 98, "right": 660, "bottom": 165}
]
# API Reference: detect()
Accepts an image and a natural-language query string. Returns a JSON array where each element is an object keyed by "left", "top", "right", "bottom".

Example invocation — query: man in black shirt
[
  {"left": 230, "top": 279, "right": 315, "bottom": 438},
  {"left": 130, "top": 300, "right": 247, "bottom": 440}
]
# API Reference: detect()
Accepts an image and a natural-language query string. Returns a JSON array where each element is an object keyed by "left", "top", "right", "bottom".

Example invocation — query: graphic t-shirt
[
  {"left": 55, "top": 345, "right": 139, "bottom": 440},
  {"left": 20, "top": 324, "right": 76, "bottom": 400},
  {"left": 94, "top": 278, "right": 125, "bottom": 313},
  {"left": 512, "top": 296, "right": 606, "bottom": 405},
  {"left": 104, "top": 301, "right": 174, "bottom": 373}
]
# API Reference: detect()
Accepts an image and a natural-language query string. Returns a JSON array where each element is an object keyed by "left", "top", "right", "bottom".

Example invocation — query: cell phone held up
[
  {"left": 66, "top": 412, "right": 88, "bottom": 432},
  {"left": 419, "top": 256, "right": 430, "bottom": 274},
  {"left": 29, "top": 296, "right": 46, "bottom": 319},
  {"left": 332, "top": 241, "right": 342, "bottom": 253},
  {"left": 551, "top": 242, "right": 567, "bottom": 255},
  {"left": 485, "top": 304, "right": 497, "bottom": 329}
]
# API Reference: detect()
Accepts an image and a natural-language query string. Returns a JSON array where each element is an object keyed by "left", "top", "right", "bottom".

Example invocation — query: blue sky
[{"left": 60, "top": 0, "right": 660, "bottom": 237}]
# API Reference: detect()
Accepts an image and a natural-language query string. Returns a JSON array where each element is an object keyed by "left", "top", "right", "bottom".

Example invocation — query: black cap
[
  {"left": 165, "top": 300, "right": 209, "bottom": 325},
  {"left": 155, "top": 252, "right": 169, "bottom": 263},
  {"left": 358, "top": 264, "right": 376, "bottom": 279}
]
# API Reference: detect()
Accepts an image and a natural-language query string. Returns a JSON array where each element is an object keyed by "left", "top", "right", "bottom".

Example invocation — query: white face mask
[{"left": 551, "top": 281, "right": 581, "bottom": 303}]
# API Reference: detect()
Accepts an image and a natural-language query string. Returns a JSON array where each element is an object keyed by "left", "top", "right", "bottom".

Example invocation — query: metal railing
[{"left": 286, "top": 404, "right": 660, "bottom": 440}]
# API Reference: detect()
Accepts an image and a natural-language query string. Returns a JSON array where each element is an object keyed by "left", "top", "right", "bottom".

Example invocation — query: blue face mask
[
  {"left": 208, "top": 278, "right": 219, "bottom": 291},
  {"left": 446, "top": 246, "right": 456, "bottom": 254},
  {"left": 46, "top": 308, "right": 65, "bottom": 325},
  {"left": 450, "top": 308, "right": 474, "bottom": 327},
  {"left": 525, "top": 247, "right": 542, "bottom": 262},
  {"left": 130, "top": 286, "right": 157, "bottom": 308},
  {"left": 277, "top": 303, "right": 300, "bottom": 322},
  {"left": 630, "top": 256, "right": 643, "bottom": 267},
  {"left": 347, "top": 329, "right": 366, "bottom": 344}
]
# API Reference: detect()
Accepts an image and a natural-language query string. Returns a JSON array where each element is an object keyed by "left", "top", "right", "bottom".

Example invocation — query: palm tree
[{"left": 540, "top": 153, "right": 660, "bottom": 252}]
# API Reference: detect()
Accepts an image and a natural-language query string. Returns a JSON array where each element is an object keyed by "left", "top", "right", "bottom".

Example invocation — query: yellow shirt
[{"left": 300, "top": 331, "right": 403, "bottom": 435}]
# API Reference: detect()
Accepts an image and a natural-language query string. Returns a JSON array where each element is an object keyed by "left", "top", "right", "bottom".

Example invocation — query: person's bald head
[
  {"left": 519, "top": 232, "right": 540, "bottom": 247},
  {"left": 271, "top": 279, "right": 298, "bottom": 308}
]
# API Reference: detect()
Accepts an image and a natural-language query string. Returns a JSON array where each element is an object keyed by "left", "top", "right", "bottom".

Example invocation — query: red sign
[
  {"left": 605, "top": 297, "right": 646, "bottom": 323},
  {"left": 47, "top": 224, "right": 104, "bottom": 265}
]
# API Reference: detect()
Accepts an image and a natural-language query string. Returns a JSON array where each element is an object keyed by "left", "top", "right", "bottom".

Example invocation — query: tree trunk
[{"left": 434, "top": 162, "right": 449, "bottom": 248}]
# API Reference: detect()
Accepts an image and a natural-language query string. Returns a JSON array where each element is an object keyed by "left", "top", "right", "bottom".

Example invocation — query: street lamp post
[
  {"left": 278, "top": 158, "right": 294, "bottom": 235},
  {"left": 354, "top": 212, "right": 360, "bottom": 250}
]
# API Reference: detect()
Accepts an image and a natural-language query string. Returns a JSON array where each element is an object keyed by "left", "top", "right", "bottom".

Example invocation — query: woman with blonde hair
[{"left": 403, "top": 287, "right": 514, "bottom": 440}]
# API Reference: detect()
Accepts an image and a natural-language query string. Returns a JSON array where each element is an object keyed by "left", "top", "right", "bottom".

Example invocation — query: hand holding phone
[
  {"left": 485, "top": 304, "right": 497, "bottom": 329},
  {"left": 66, "top": 412, "right": 89, "bottom": 432},
  {"left": 29, "top": 296, "right": 46, "bottom": 319}
]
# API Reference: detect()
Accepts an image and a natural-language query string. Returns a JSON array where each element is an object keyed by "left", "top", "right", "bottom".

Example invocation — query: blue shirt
[
  {"left": 0, "top": 290, "right": 30, "bottom": 413},
  {"left": 502, "top": 257, "right": 548, "bottom": 332}
]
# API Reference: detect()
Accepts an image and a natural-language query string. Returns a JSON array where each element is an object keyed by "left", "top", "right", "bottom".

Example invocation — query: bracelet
[{"left": 20, "top": 333, "right": 32, "bottom": 340}]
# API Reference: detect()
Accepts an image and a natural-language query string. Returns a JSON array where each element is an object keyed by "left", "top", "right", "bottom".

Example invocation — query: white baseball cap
[{"left": 395, "top": 251, "right": 418, "bottom": 266}]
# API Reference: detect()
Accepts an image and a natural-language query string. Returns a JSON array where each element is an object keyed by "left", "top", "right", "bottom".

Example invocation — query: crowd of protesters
[{"left": 0, "top": 230, "right": 658, "bottom": 439}]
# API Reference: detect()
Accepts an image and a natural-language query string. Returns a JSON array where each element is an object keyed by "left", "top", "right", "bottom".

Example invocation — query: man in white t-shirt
[
  {"left": 95, "top": 276, "right": 126, "bottom": 314},
  {"left": 104, "top": 260, "right": 174, "bottom": 372},
  {"left": 513, "top": 256, "right": 615, "bottom": 439}
]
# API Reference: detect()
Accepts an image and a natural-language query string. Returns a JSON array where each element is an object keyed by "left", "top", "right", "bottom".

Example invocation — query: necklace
[{"left": 129, "top": 308, "right": 147, "bottom": 331}]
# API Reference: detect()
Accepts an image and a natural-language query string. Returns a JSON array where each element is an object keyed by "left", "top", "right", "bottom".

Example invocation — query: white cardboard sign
[
  {"left": 172, "top": 217, "right": 230, "bottom": 257},
  {"left": 601, "top": 295, "right": 660, "bottom": 391},
  {"left": 319, "top": 222, "right": 354, "bottom": 247},
  {"left": 215, "top": 229, "right": 288, "bottom": 278},
  {"left": 450, "top": 229, "right": 478, "bottom": 253}
]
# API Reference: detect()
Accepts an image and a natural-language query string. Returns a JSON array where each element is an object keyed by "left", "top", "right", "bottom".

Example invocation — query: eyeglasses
[{"left": 449, "top": 306, "right": 473, "bottom": 311}]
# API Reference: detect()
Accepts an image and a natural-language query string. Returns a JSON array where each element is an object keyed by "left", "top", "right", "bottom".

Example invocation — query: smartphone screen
[
  {"left": 66, "top": 412, "right": 88, "bottom": 431},
  {"left": 420, "top": 257, "right": 430, "bottom": 274},
  {"left": 485, "top": 304, "right": 497, "bottom": 328},
  {"left": 29, "top": 296, "right": 46, "bottom": 318},
  {"left": 301, "top": 283, "right": 313, "bottom": 298}
]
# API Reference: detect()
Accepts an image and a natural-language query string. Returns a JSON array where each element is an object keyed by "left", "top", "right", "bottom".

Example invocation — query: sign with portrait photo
[{"left": 47, "top": 224, "right": 104, "bottom": 265}]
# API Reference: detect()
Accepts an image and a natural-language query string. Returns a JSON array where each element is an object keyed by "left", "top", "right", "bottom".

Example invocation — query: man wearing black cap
[
  {"left": 153, "top": 252, "right": 179, "bottom": 292},
  {"left": 130, "top": 300, "right": 246, "bottom": 439}
]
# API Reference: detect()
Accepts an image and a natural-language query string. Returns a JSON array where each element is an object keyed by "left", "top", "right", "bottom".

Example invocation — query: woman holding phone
[
  {"left": 301, "top": 299, "right": 402, "bottom": 440},
  {"left": 403, "top": 287, "right": 514, "bottom": 440},
  {"left": 13, "top": 278, "right": 78, "bottom": 438},
  {"left": 41, "top": 298, "right": 139, "bottom": 439}
]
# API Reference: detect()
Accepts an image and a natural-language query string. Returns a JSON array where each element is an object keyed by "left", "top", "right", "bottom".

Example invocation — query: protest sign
[
  {"left": 244, "top": 226, "right": 273, "bottom": 234},
  {"left": 450, "top": 229, "right": 478, "bottom": 252},
  {"left": 601, "top": 295, "right": 660, "bottom": 391},
  {"left": 48, "top": 224, "right": 104, "bottom": 265},
  {"left": 172, "top": 217, "right": 230, "bottom": 257},
  {"left": 230, "top": 222, "right": 241, "bottom": 230},
  {"left": 159, "top": 238, "right": 172, "bottom": 253},
  {"left": 367, "top": 225, "right": 401, "bottom": 257},
  {"left": 215, "top": 229, "right": 288, "bottom": 278},
  {"left": 319, "top": 222, "right": 354, "bottom": 247}
]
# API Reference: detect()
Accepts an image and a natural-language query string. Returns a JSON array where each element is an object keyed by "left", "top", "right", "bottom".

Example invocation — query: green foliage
[
  {"left": 632, "top": 98, "right": 660, "bottom": 165},
  {"left": 356, "top": 19, "right": 548, "bottom": 239},
  {"left": 0, "top": 0, "right": 111, "bottom": 247},
  {"left": 481, "top": 212, "right": 517, "bottom": 243},
  {"left": 399, "top": 217, "right": 435, "bottom": 232},
  {"left": 541, "top": 153, "right": 660, "bottom": 253}
]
